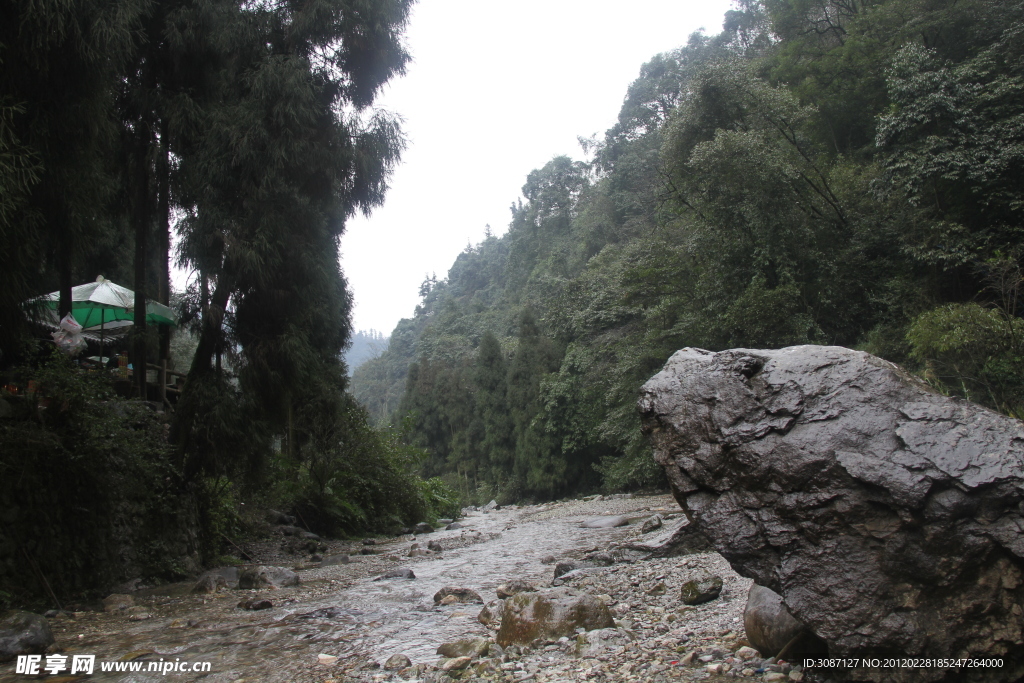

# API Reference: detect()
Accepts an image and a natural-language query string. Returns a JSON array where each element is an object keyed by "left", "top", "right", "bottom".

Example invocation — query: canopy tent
[
  {"left": 27, "top": 276, "right": 178, "bottom": 363},
  {"left": 32, "top": 275, "right": 178, "bottom": 328}
]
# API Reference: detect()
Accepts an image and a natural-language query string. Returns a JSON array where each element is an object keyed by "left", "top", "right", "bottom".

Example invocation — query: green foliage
[
  {"left": 474, "top": 331, "right": 514, "bottom": 483},
  {"left": 876, "top": 23, "right": 1024, "bottom": 268},
  {"left": 0, "top": 0, "right": 420, "bottom": 604},
  {"left": 417, "top": 477, "right": 462, "bottom": 522},
  {"left": 595, "top": 446, "right": 666, "bottom": 493},
  {"left": 0, "top": 352, "right": 189, "bottom": 604},
  {"left": 0, "top": 0, "right": 140, "bottom": 362},
  {"left": 269, "top": 398, "right": 440, "bottom": 535},
  {"left": 909, "top": 303, "right": 1024, "bottom": 415},
  {"left": 724, "top": 279, "right": 815, "bottom": 348},
  {"left": 172, "top": 369, "right": 267, "bottom": 483},
  {"left": 194, "top": 476, "right": 244, "bottom": 561},
  {"left": 659, "top": 58, "right": 891, "bottom": 349},
  {"left": 907, "top": 259, "right": 1024, "bottom": 415}
]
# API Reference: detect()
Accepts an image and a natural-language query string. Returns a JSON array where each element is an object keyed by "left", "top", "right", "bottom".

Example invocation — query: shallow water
[{"left": 2, "top": 496, "right": 672, "bottom": 682}]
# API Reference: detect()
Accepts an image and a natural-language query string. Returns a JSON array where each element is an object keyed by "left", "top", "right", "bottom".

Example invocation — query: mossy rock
[{"left": 680, "top": 575, "right": 723, "bottom": 605}]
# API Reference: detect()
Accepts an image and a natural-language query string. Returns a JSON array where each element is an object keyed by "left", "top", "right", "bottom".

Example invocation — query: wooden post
[
  {"left": 286, "top": 398, "right": 294, "bottom": 460},
  {"left": 160, "top": 358, "right": 167, "bottom": 405}
]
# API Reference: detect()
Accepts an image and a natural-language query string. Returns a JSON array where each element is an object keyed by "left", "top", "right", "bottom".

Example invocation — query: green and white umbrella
[{"left": 33, "top": 275, "right": 178, "bottom": 329}]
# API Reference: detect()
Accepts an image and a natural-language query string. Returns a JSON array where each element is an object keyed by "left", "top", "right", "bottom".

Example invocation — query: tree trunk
[
  {"left": 133, "top": 120, "right": 152, "bottom": 400},
  {"left": 170, "top": 274, "right": 232, "bottom": 477},
  {"left": 158, "top": 120, "right": 171, "bottom": 362},
  {"left": 158, "top": 121, "right": 171, "bottom": 401},
  {"left": 57, "top": 223, "right": 72, "bottom": 320},
  {"left": 184, "top": 278, "right": 230, "bottom": 381},
  {"left": 286, "top": 397, "right": 294, "bottom": 460}
]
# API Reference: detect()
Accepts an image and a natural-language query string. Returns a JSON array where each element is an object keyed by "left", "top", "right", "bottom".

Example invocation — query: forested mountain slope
[
  {"left": 351, "top": 0, "right": 1024, "bottom": 504},
  {"left": 346, "top": 329, "right": 389, "bottom": 375}
]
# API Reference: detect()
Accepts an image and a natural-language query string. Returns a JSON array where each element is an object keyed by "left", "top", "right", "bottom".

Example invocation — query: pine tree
[
  {"left": 0, "top": 0, "right": 142, "bottom": 360},
  {"left": 507, "top": 309, "right": 564, "bottom": 499},
  {"left": 474, "top": 332, "right": 514, "bottom": 487}
]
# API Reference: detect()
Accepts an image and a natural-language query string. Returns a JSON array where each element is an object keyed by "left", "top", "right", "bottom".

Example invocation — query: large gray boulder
[
  {"left": 639, "top": 345, "right": 1024, "bottom": 682},
  {"left": 0, "top": 611, "right": 53, "bottom": 662}
]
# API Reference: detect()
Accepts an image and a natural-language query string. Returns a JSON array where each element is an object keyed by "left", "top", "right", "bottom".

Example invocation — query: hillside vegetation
[{"left": 351, "top": 0, "right": 1024, "bottom": 503}]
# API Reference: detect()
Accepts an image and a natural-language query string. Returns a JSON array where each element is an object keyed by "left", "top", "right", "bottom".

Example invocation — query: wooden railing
[{"left": 146, "top": 361, "right": 187, "bottom": 408}]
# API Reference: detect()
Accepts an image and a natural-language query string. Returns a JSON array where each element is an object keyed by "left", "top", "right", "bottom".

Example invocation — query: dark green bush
[
  {"left": 908, "top": 302, "right": 1024, "bottom": 417},
  {"left": 0, "top": 352, "right": 193, "bottom": 608},
  {"left": 271, "top": 397, "right": 456, "bottom": 536},
  {"left": 417, "top": 475, "right": 462, "bottom": 521}
]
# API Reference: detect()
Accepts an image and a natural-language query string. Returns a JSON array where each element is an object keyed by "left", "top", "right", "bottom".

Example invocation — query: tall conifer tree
[
  {"left": 507, "top": 309, "right": 563, "bottom": 498},
  {"left": 0, "top": 0, "right": 142, "bottom": 360},
  {"left": 168, "top": 0, "right": 413, "bottom": 476},
  {"left": 475, "top": 332, "right": 514, "bottom": 485}
]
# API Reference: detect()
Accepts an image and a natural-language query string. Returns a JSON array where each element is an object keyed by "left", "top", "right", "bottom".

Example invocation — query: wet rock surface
[
  {"left": 101, "top": 594, "right": 134, "bottom": 612},
  {"left": 436, "top": 636, "right": 490, "bottom": 659},
  {"left": 0, "top": 611, "right": 54, "bottom": 662},
  {"left": 236, "top": 598, "right": 273, "bottom": 611},
  {"left": 433, "top": 587, "right": 483, "bottom": 604},
  {"left": 384, "top": 653, "right": 411, "bottom": 670},
  {"left": 680, "top": 574, "right": 723, "bottom": 605},
  {"left": 496, "top": 579, "right": 536, "bottom": 599},
  {"left": 495, "top": 592, "right": 615, "bottom": 645},
  {"left": 375, "top": 568, "right": 417, "bottom": 580},
  {"left": 744, "top": 585, "right": 821, "bottom": 659},
  {"left": 640, "top": 344, "right": 1024, "bottom": 681},
  {"left": 623, "top": 517, "right": 713, "bottom": 559},
  {"left": 192, "top": 566, "right": 240, "bottom": 593},
  {"left": 237, "top": 565, "right": 299, "bottom": 589},
  {"left": 641, "top": 514, "right": 664, "bottom": 534}
]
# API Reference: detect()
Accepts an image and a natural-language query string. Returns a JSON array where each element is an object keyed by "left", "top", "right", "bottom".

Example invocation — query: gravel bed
[
  {"left": 315, "top": 495, "right": 815, "bottom": 683},
  {"left": 31, "top": 494, "right": 821, "bottom": 683}
]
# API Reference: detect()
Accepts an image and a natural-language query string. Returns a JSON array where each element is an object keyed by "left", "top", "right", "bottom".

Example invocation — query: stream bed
[{"left": 4, "top": 494, "right": 710, "bottom": 683}]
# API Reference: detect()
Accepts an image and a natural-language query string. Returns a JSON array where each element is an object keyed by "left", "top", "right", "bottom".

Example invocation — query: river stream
[{"left": 4, "top": 495, "right": 678, "bottom": 683}]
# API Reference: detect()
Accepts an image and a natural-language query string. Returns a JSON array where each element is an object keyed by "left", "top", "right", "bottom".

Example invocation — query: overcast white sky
[{"left": 341, "top": 0, "right": 736, "bottom": 335}]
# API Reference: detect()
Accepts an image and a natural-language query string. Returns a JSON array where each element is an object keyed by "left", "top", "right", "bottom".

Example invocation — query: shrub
[
  {"left": 418, "top": 476, "right": 462, "bottom": 521},
  {"left": 0, "top": 351, "right": 194, "bottom": 606},
  {"left": 273, "top": 397, "right": 448, "bottom": 536},
  {"left": 908, "top": 302, "right": 1024, "bottom": 417}
]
